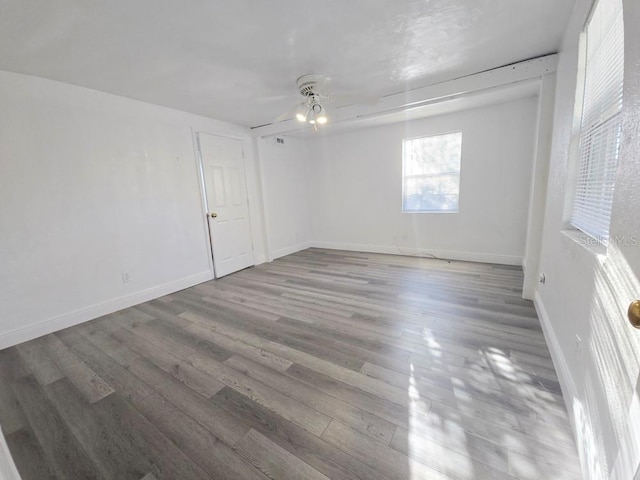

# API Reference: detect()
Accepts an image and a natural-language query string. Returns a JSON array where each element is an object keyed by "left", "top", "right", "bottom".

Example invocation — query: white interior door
[{"left": 198, "top": 133, "right": 254, "bottom": 278}]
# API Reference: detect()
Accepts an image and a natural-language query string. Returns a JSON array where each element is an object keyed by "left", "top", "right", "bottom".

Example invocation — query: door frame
[{"left": 193, "top": 130, "right": 256, "bottom": 278}]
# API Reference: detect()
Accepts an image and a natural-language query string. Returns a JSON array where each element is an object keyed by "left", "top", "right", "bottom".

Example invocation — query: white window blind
[
  {"left": 402, "top": 132, "right": 462, "bottom": 213},
  {"left": 571, "top": 0, "right": 624, "bottom": 244}
]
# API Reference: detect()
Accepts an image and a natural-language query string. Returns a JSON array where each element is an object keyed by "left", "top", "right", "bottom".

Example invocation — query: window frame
[
  {"left": 566, "top": 0, "right": 625, "bottom": 247},
  {"left": 401, "top": 131, "right": 463, "bottom": 214}
]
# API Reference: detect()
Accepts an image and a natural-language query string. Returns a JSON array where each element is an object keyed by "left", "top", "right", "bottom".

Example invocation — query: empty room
[{"left": 1, "top": 0, "right": 639, "bottom": 479}]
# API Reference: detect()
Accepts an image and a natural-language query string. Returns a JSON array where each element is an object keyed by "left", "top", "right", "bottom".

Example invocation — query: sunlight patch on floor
[{"left": 408, "top": 363, "right": 475, "bottom": 479}]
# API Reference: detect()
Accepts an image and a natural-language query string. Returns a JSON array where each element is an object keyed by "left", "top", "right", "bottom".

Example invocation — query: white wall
[
  {"left": 258, "top": 137, "right": 312, "bottom": 259},
  {"left": 307, "top": 97, "right": 538, "bottom": 265},
  {"left": 535, "top": 0, "right": 640, "bottom": 478},
  {"left": 0, "top": 70, "right": 266, "bottom": 349}
]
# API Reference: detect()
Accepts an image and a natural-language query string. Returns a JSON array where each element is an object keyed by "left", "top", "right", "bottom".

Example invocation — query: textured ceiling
[{"left": 0, "top": 0, "right": 575, "bottom": 127}]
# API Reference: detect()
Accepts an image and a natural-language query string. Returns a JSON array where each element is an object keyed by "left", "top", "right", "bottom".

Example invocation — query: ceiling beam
[{"left": 250, "top": 53, "right": 558, "bottom": 137}]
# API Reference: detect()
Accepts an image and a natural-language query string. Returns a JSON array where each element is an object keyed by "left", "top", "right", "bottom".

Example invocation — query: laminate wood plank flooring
[{"left": 0, "top": 248, "right": 582, "bottom": 479}]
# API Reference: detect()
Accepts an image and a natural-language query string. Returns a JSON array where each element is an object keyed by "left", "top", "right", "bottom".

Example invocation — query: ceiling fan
[
  {"left": 294, "top": 74, "right": 329, "bottom": 128},
  {"left": 274, "top": 74, "right": 376, "bottom": 130}
]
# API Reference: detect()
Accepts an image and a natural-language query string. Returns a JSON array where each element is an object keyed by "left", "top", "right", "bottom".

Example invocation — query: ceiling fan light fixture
[
  {"left": 307, "top": 100, "right": 327, "bottom": 126},
  {"left": 307, "top": 111, "right": 317, "bottom": 124},
  {"left": 295, "top": 104, "right": 308, "bottom": 123},
  {"left": 315, "top": 104, "right": 328, "bottom": 124}
]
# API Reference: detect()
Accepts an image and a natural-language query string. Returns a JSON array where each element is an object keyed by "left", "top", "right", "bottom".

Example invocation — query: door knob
[
  {"left": 210, "top": 212, "right": 218, "bottom": 218},
  {"left": 629, "top": 300, "right": 640, "bottom": 329}
]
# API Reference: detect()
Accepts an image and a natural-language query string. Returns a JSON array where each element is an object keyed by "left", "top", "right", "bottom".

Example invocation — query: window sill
[{"left": 561, "top": 228, "right": 607, "bottom": 264}]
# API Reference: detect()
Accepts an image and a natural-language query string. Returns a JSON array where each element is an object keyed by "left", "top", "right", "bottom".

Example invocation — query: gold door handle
[
  {"left": 629, "top": 300, "right": 640, "bottom": 329},
  {"left": 210, "top": 212, "right": 218, "bottom": 218}
]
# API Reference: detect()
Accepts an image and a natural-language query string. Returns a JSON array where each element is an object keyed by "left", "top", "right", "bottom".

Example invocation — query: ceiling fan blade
[
  {"left": 272, "top": 111, "right": 295, "bottom": 123},
  {"left": 257, "top": 93, "right": 300, "bottom": 103},
  {"left": 328, "top": 93, "right": 379, "bottom": 106},
  {"left": 271, "top": 102, "right": 305, "bottom": 123}
]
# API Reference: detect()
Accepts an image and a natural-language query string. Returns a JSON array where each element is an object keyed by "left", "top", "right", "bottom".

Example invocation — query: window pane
[
  {"left": 402, "top": 132, "right": 462, "bottom": 212},
  {"left": 570, "top": 0, "right": 624, "bottom": 244}
]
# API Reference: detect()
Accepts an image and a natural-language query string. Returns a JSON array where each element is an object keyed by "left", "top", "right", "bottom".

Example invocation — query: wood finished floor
[{"left": 0, "top": 248, "right": 582, "bottom": 480}]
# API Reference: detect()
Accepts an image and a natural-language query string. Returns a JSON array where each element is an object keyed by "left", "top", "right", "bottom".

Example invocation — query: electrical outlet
[
  {"left": 575, "top": 334, "right": 583, "bottom": 360},
  {"left": 121, "top": 272, "right": 131, "bottom": 284}
]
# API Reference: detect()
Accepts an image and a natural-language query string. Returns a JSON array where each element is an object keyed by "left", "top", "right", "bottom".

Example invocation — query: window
[
  {"left": 402, "top": 132, "right": 462, "bottom": 213},
  {"left": 570, "top": 0, "right": 624, "bottom": 244}
]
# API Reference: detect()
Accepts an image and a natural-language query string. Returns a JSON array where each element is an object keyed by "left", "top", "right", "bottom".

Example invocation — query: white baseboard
[
  {"left": 0, "top": 427, "right": 21, "bottom": 480},
  {"left": 254, "top": 253, "right": 267, "bottom": 265},
  {"left": 310, "top": 241, "right": 523, "bottom": 266},
  {"left": 271, "top": 242, "right": 312, "bottom": 260},
  {"left": 0, "top": 270, "right": 214, "bottom": 350},
  {"left": 533, "top": 292, "right": 577, "bottom": 404}
]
